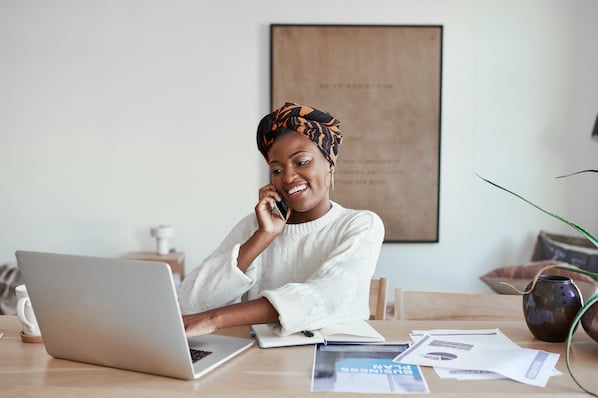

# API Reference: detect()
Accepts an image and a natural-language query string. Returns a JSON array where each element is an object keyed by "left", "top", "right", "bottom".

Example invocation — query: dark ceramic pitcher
[
  {"left": 581, "top": 299, "right": 598, "bottom": 343},
  {"left": 523, "top": 275, "right": 582, "bottom": 342}
]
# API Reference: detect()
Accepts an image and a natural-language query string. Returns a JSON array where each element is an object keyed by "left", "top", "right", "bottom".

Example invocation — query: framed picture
[{"left": 270, "top": 24, "right": 442, "bottom": 242}]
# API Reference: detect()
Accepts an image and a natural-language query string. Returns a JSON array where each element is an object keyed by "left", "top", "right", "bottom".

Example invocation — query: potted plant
[{"left": 478, "top": 171, "right": 598, "bottom": 396}]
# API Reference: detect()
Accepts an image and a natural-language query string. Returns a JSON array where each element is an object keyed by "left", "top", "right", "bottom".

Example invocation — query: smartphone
[{"left": 272, "top": 198, "right": 289, "bottom": 220}]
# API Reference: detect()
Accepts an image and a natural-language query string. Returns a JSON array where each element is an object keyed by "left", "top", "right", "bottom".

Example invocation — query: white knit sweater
[{"left": 179, "top": 201, "right": 385, "bottom": 336}]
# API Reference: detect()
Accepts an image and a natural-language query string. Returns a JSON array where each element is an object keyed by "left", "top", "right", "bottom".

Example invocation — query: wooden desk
[{"left": 1, "top": 315, "right": 597, "bottom": 397}]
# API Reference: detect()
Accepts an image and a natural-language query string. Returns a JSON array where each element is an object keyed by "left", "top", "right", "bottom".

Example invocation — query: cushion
[
  {"left": 532, "top": 231, "right": 598, "bottom": 278},
  {"left": 480, "top": 260, "right": 598, "bottom": 300}
]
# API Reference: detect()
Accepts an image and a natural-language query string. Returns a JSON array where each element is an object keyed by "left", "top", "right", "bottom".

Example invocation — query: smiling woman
[
  {"left": 266, "top": 131, "right": 333, "bottom": 223},
  {"left": 179, "top": 102, "right": 385, "bottom": 338}
]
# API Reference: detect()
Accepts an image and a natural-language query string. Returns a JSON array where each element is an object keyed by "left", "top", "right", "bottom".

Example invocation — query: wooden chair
[
  {"left": 369, "top": 278, "right": 388, "bottom": 320},
  {"left": 393, "top": 288, "right": 522, "bottom": 321}
]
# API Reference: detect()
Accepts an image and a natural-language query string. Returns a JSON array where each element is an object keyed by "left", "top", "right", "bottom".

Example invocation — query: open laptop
[{"left": 15, "top": 250, "right": 253, "bottom": 380}]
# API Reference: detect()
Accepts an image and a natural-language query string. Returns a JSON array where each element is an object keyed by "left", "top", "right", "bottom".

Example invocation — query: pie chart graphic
[{"left": 421, "top": 352, "right": 458, "bottom": 361}]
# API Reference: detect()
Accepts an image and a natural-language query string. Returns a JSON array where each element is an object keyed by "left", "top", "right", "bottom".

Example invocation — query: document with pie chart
[{"left": 393, "top": 330, "right": 559, "bottom": 387}]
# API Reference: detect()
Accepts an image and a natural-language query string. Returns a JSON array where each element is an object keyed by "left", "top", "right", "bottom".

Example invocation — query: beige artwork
[{"left": 271, "top": 25, "right": 442, "bottom": 241}]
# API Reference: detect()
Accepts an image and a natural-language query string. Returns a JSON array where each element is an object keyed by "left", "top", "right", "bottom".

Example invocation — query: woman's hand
[
  {"left": 256, "top": 184, "right": 289, "bottom": 235},
  {"left": 236, "top": 185, "right": 290, "bottom": 271},
  {"left": 182, "top": 312, "right": 218, "bottom": 337}
]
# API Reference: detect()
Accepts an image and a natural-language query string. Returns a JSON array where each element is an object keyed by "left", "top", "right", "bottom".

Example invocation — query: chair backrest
[
  {"left": 393, "top": 288, "right": 522, "bottom": 321},
  {"left": 369, "top": 278, "right": 388, "bottom": 320}
]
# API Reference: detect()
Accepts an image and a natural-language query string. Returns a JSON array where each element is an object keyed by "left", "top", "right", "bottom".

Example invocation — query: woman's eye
[
  {"left": 271, "top": 168, "right": 282, "bottom": 175},
  {"left": 297, "top": 159, "right": 311, "bottom": 166}
]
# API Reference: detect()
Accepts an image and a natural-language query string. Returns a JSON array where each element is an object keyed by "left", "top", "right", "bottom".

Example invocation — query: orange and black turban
[{"left": 256, "top": 102, "right": 343, "bottom": 166}]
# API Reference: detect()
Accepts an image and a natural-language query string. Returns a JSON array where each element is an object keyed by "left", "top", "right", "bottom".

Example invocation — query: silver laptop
[{"left": 15, "top": 250, "right": 253, "bottom": 380}]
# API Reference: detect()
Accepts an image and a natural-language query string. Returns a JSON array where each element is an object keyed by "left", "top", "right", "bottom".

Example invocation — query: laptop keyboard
[{"left": 190, "top": 348, "right": 213, "bottom": 363}]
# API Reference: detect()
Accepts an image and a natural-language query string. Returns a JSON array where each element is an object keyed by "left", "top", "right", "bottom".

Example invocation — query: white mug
[{"left": 15, "top": 284, "right": 41, "bottom": 337}]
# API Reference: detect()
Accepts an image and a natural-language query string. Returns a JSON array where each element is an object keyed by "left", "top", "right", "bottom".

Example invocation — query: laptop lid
[{"left": 15, "top": 250, "right": 253, "bottom": 380}]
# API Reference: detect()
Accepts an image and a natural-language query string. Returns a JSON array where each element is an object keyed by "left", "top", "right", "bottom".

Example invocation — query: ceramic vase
[
  {"left": 523, "top": 275, "right": 583, "bottom": 342},
  {"left": 581, "top": 299, "right": 598, "bottom": 343}
]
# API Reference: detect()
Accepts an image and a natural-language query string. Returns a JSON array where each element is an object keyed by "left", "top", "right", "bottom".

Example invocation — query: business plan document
[{"left": 312, "top": 343, "right": 429, "bottom": 394}]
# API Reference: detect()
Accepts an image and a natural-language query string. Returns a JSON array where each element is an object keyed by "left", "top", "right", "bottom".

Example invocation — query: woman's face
[{"left": 267, "top": 132, "right": 333, "bottom": 223}]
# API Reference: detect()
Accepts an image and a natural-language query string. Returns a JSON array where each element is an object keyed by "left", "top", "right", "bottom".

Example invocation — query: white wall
[{"left": 1, "top": 0, "right": 597, "bottom": 300}]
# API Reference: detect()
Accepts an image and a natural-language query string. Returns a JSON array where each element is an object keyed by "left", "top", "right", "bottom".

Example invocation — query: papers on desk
[
  {"left": 393, "top": 329, "right": 560, "bottom": 387},
  {"left": 410, "top": 329, "right": 519, "bottom": 380},
  {"left": 311, "top": 343, "right": 430, "bottom": 394}
]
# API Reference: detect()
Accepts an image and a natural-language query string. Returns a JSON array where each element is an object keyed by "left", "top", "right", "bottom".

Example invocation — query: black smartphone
[{"left": 272, "top": 198, "right": 289, "bottom": 220}]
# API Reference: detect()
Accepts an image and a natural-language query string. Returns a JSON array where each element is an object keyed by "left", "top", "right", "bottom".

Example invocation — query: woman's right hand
[
  {"left": 256, "top": 184, "right": 289, "bottom": 235},
  {"left": 183, "top": 312, "right": 218, "bottom": 337},
  {"left": 237, "top": 184, "right": 289, "bottom": 271}
]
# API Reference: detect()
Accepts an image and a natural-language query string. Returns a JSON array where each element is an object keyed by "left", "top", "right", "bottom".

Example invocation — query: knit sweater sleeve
[
  {"left": 260, "top": 210, "right": 385, "bottom": 336},
  {"left": 178, "top": 214, "right": 259, "bottom": 314}
]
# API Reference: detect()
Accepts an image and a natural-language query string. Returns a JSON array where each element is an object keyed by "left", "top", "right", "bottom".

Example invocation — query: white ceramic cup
[{"left": 15, "top": 284, "right": 41, "bottom": 336}]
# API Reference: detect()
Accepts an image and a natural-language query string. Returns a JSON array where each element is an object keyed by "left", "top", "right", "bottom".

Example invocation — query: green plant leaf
[
  {"left": 556, "top": 169, "right": 598, "bottom": 179},
  {"left": 478, "top": 173, "right": 598, "bottom": 396},
  {"left": 476, "top": 174, "right": 598, "bottom": 248},
  {"left": 500, "top": 263, "right": 598, "bottom": 294}
]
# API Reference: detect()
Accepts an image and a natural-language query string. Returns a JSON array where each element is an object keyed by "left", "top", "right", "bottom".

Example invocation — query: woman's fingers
[{"left": 258, "top": 184, "right": 281, "bottom": 202}]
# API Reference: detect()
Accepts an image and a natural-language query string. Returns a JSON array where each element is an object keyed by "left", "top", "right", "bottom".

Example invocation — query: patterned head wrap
[{"left": 256, "top": 102, "right": 343, "bottom": 166}]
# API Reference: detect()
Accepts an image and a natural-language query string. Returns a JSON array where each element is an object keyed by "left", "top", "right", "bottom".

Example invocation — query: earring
[{"left": 330, "top": 170, "right": 335, "bottom": 192}]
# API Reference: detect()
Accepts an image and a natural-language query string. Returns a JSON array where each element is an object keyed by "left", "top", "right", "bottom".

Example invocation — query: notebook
[
  {"left": 15, "top": 250, "right": 253, "bottom": 380},
  {"left": 251, "top": 319, "right": 385, "bottom": 348}
]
